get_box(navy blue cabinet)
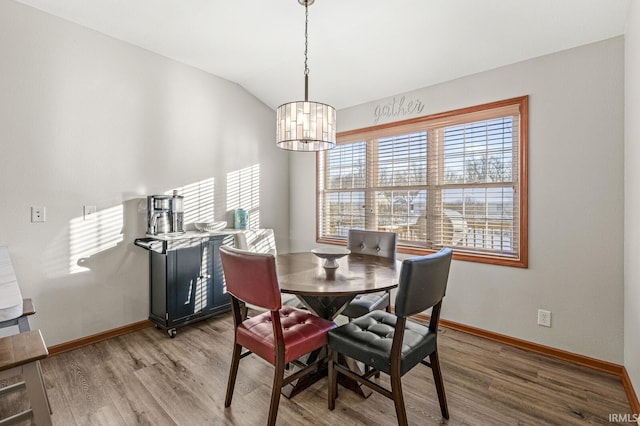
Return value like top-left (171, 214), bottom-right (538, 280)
top-left (136, 233), bottom-right (231, 337)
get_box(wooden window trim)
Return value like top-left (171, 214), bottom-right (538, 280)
top-left (316, 96), bottom-right (529, 268)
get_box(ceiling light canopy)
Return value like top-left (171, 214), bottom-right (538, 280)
top-left (276, 0), bottom-right (336, 152)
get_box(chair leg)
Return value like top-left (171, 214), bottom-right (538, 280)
top-left (390, 371), bottom-right (408, 426)
top-left (268, 359), bottom-right (286, 426)
top-left (328, 349), bottom-right (337, 410)
top-left (240, 304), bottom-right (249, 320)
top-left (429, 350), bottom-right (449, 419)
top-left (225, 343), bottom-right (242, 407)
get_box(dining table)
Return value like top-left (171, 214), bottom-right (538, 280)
top-left (274, 250), bottom-right (401, 398)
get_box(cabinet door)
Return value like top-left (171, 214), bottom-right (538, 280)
top-left (170, 244), bottom-right (203, 324)
top-left (205, 238), bottom-right (230, 310)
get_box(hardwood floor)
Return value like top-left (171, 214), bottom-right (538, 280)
top-left (1, 313), bottom-right (633, 425)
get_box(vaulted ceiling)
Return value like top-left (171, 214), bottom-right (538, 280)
top-left (15, 0), bottom-right (631, 110)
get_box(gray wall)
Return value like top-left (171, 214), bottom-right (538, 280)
top-left (0, 1), bottom-right (289, 345)
top-left (625, 0), bottom-right (640, 400)
top-left (1, 0), bottom-right (632, 380)
top-left (291, 37), bottom-right (625, 363)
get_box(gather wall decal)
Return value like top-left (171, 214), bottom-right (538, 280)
top-left (372, 95), bottom-right (425, 124)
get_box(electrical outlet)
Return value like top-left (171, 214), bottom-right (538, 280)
top-left (31, 206), bottom-right (46, 223)
top-left (84, 205), bottom-right (97, 221)
top-left (537, 309), bottom-right (551, 327)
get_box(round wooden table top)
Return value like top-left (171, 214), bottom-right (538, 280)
top-left (276, 251), bottom-right (401, 297)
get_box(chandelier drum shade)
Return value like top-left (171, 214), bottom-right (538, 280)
top-left (276, 0), bottom-right (336, 152)
top-left (276, 101), bottom-right (336, 151)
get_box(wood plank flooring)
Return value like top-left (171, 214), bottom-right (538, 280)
top-left (0, 313), bottom-right (633, 425)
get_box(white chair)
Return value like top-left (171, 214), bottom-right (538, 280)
top-left (233, 229), bottom-right (301, 314)
top-left (409, 209), bottom-right (468, 246)
top-left (234, 229), bottom-right (277, 255)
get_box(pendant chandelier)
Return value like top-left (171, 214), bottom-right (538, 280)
top-left (276, 0), bottom-right (336, 152)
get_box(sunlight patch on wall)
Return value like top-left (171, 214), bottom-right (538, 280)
top-left (69, 205), bottom-right (124, 274)
top-left (168, 178), bottom-right (215, 224)
top-left (227, 164), bottom-right (260, 228)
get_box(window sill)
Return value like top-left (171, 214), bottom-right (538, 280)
top-left (316, 238), bottom-right (527, 268)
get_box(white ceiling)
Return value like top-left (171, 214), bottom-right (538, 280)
top-left (14, 0), bottom-right (631, 110)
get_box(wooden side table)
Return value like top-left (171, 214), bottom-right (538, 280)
top-left (0, 330), bottom-right (51, 426)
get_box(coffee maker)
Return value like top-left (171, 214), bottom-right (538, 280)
top-left (147, 194), bottom-right (184, 235)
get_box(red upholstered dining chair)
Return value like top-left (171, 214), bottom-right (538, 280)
top-left (219, 246), bottom-right (336, 426)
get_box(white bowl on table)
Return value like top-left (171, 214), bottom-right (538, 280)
top-left (311, 247), bottom-right (351, 269)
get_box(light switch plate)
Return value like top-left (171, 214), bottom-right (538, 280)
top-left (84, 205), bottom-right (97, 221)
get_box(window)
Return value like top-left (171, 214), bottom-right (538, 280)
top-left (317, 96), bottom-right (528, 267)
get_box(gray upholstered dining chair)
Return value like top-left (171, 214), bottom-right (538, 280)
top-left (327, 248), bottom-right (453, 425)
top-left (341, 229), bottom-right (397, 320)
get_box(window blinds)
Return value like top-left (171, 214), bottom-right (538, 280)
top-left (317, 97), bottom-right (528, 267)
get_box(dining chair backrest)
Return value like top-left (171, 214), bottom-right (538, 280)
top-left (347, 230), bottom-right (397, 260)
top-left (234, 229), bottom-right (277, 255)
top-left (219, 246), bottom-right (281, 311)
top-left (394, 248), bottom-right (453, 318)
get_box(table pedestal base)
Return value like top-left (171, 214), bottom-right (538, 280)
top-left (281, 348), bottom-right (372, 399)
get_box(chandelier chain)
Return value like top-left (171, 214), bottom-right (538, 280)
top-left (275, 0), bottom-right (335, 151)
top-left (304, 3), bottom-right (309, 76)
